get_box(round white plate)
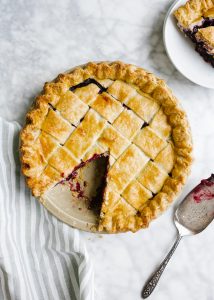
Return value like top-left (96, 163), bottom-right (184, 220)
top-left (163, 0), bottom-right (214, 89)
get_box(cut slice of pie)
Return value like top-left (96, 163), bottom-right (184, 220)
top-left (20, 61), bottom-right (193, 233)
top-left (195, 27), bottom-right (214, 64)
top-left (174, 0), bottom-right (214, 67)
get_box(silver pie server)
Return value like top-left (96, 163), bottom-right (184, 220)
top-left (142, 174), bottom-right (214, 298)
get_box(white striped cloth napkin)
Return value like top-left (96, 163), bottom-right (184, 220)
top-left (0, 118), bottom-right (94, 300)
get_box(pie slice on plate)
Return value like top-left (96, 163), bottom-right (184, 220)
top-left (20, 61), bottom-right (193, 233)
top-left (174, 0), bottom-right (214, 67)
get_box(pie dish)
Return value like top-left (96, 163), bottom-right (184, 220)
top-left (174, 0), bottom-right (214, 67)
top-left (20, 61), bottom-right (193, 233)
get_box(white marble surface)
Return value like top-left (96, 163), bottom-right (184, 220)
top-left (1, 0), bottom-right (214, 299)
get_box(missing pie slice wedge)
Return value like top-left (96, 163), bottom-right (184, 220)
top-left (20, 61), bottom-right (193, 233)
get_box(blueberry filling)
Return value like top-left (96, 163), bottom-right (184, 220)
top-left (69, 78), bottom-right (107, 93)
top-left (141, 122), bottom-right (149, 129)
top-left (195, 43), bottom-right (214, 67)
top-left (122, 103), bottom-right (131, 110)
top-left (184, 18), bottom-right (214, 42)
top-left (48, 103), bottom-right (56, 111)
top-left (88, 155), bottom-right (109, 212)
top-left (182, 18), bottom-right (214, 67)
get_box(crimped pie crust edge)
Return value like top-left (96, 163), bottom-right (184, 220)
top-left (20, 61), bottom-right (193, 233)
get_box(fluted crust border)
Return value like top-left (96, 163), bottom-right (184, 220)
top-left (20, 61), bottom-right (193, 233)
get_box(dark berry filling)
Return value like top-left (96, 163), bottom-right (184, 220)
top-left (195, 43), bottom-right (214, 67)
top-left (88, 155), bottom-right (109, 212)
top-left (141, 122), bottom-right (149, 129)
top-left (192, 174), bottom-right (214, 203)
top-left (122, 103), bottom-right (131, 110)
top-left (48, 103), bottom-right (56, 111)
top-left (69, 78), bottom-right (107, 93)
top-left (182, 18), bottom-right (214, 67)
top-left (184, 18), bottom-right (214, 40)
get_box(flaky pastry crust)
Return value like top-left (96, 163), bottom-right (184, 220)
top-left (174, 0), bottom-right (214, 28)
top-left (196, 26), bottom-right (214, 47)
top-left (20, 61), bottom-right (193, 233)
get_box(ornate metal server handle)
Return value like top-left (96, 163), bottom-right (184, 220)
top-left (142, 234), bottom-right (182, 298)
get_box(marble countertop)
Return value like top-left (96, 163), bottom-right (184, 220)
top-left (1, 0), bottom-right (214, 299)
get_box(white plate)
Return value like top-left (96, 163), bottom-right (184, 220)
top-left (163, 0), bottom-right (214, 89)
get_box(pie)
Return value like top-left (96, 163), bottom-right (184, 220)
top-left (20, 61), bottom-right (193, 233)
top-left (174, 0), bottom-right (214, 67)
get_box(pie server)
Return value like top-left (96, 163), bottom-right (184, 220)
top-left (142, 174), bottom-right (214, 298)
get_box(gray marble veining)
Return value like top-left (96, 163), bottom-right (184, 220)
top-left (1, 0), bottom-right (214, 299)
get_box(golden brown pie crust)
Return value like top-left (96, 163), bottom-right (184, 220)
top-left (174, 0), bottom-right (214, 28)
top-left (196, 26), bottom-right (214, 48)
top-left (20, 61), bottom-right (193, 233)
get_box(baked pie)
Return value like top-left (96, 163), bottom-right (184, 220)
top-left (20, 61), bottom-right (193, 233)
top-left (174, 0), bottom-right (214, 67)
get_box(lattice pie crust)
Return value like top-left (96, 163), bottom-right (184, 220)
top-left (20, 61), bottom-right (193, 233)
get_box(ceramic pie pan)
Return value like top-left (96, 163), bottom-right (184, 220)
top-left (41, 64), bottom-right (107, 233)
top-left (41, 157), bottom-right (104, 233)
top-left (163, 0), bottom-right (214, 89)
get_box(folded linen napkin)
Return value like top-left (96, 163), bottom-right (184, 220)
top-left (0, 118), bottom-right (94, 300)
